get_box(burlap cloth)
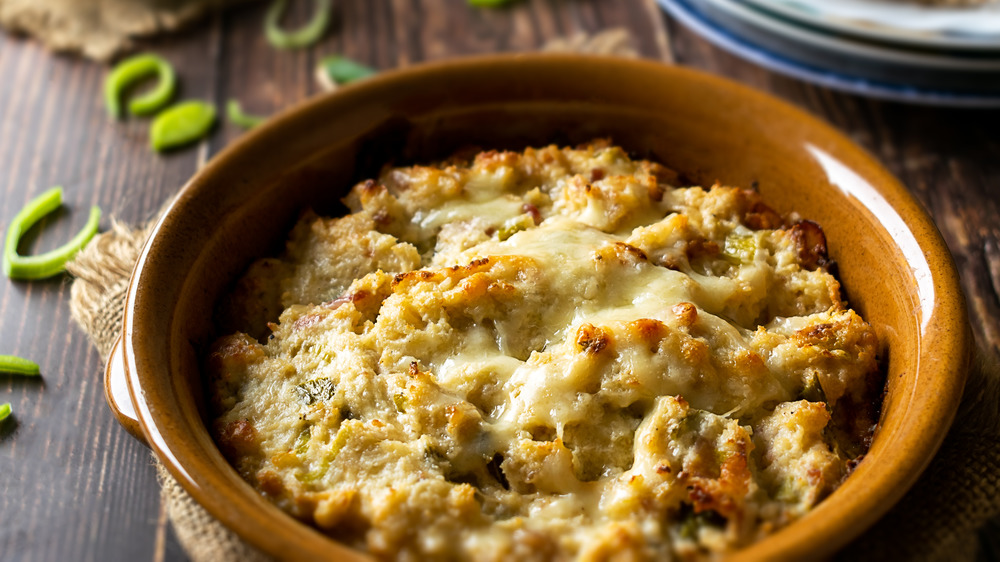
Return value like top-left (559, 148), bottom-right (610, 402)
top-left (0, 0), bottom-right (632, 63)
top-left (64, 28), bottom-right (1000, 560)
top-left (0, 0), bottom-right (253, 61)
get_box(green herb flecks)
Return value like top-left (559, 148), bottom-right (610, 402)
top-left (392, 393), bottom-right (408, 413)
top-left (800, 374), bottom-right (827, 403)
top-left (294, 427), bottom-right (311, 455)
top-left (150, 101), bottom-right (216, 152)
top-left (670, 409), bottom-right (708, 440)
top-left (315, 55), bottom-right (376, 91)
top-left (3, 187), bottom-right (101, 280)
top-left (295, 423), bottom-right (352, 482)
top-left (104, 53), bottom-right (177, 119)
top-left (226, 100), bottom-right (268, 130)
top-left (497, 214), bottom-right (535, 241)
top-left (722, 234), bottom-right (756, 264)
top-left (294, 377), bottom-right (336, 405)
top-left (295, 456), bottom-right (329, 482)
top-left (678, 505), bottom-right (727, 540)
top-left (265, 0), bottom-right (332, 50)
top-left (0, 355), bottom-right (40, 376)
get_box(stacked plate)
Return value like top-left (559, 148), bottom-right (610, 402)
top-left (658, 0), bottom-right (1000, 107)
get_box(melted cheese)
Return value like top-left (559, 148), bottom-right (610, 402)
top-left (208, 142), bottom-right (881, 561)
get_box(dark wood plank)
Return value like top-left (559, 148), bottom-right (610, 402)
top-left (0, 17), bottom-right (223, 562)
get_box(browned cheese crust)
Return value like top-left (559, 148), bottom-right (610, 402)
top-left (208, 142), bottom-right (882, 561)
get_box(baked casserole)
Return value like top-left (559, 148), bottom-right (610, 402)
top-left (207, 141), bottom-right (882, 561)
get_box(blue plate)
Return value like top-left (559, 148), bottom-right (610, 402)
top-left (658, 0), bottom-right (1000, 108)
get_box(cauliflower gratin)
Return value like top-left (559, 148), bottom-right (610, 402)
top-left (207, 141), bottom-right (882, 561)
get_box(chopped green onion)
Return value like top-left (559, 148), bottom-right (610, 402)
top-left (392, 393), bottom-right (408, 412)
top-left (226, 100), bottom-right (267, 130)
top-left (265, 0), bottom-right (332, 50)
top-left (0, 355), bottom-right (40, 376)
top-left (296, 424), bottom-right (351, 482)
top-left (294, 428), bottom-right (311, 454)
top-left (800, 374), bottom-right (827, 403)
top-left (3, 187), bottom-right (101, 280)
top-left (104, 53), bottom-right (177, 119)
top-left (722, 234), bottom-right (756, 264)
top-left (294, 377), bottom-right (335, 405)
top-left (295, 456), bottom-right (330, 482)
top-left (0, 403), bottom-right (10, 423)
top-left (468, 0), bottom-right (517, 7)
top-left (497, 214), bottom-right (534, 241)
top-left (315, 55), bottom-right (376, 91)
top-left (150, 101), bottom-right (217, 152)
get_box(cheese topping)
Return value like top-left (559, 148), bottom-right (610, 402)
top-left (208, 142), bottom-right (881, 561)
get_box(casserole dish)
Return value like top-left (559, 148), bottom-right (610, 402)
top-left (104, 54), bottom-right (970, 561)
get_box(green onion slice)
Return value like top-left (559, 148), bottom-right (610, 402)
top-left (265, 0), bottom-right (333, 50)
top-left (226, 100), bottom-right (268, 130)
top-left (0, 403), bottom-right (10, 423)
top-left (468, 0), bottom-right (516, 7)
top-left (3, 187), bottom-right (101, 280)
top-left (104, 53), bottom-right (177, 119)
top-left (0, 355), bottom-right (40, 376)
top-left (315, 55), bottom-right (376, 91)
top-left (150, 101), bottom-right (217, 152)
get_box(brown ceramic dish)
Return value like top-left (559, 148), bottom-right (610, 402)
top-left (105, 54), bottom-right (970, 561)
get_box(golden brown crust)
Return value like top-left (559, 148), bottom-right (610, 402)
top-left (208, 142), bottom-right (881, 561)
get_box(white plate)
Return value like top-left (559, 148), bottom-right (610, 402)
top-left (658, 0), bottom-right (1000, 106)
top-left (742, 0), bottom-right (1000, 51)
top-left (695, 0), bottom-right (1000, 92)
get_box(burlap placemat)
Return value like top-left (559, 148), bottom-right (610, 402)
top-left (69, 218), bottom-right (275, 562)
top-left (0, 0), bottom-right (254, 61)
top-left (64, 29), bottom-right (999, 561)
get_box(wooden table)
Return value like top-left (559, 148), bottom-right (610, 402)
top-left (0, 1), bottom-right (996, 560)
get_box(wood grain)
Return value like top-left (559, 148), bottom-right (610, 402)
top-left (0, 1), bottom-right (997, 561)
top-left (0, 24), bottom-right (215, 562)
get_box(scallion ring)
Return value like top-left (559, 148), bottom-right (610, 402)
top-left (150, 101), bottom-right (217, 152)
top-left (265, 0), bottom-right (333, 50)
top-left (227, 100), bottom-right (267, 130)
top-left (3, 187), bottom-right (101, 280)
top-left (0, 403), bottom-right (10, 423)
top-left (104, 54), bottom-right (177, 119)
top-left (315, 55), bottom-right (376, 91)
top-left (0, 355), bottom-right (40, 376)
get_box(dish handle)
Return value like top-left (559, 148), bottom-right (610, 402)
top-left (104, 335), bottom-right (150, 447)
